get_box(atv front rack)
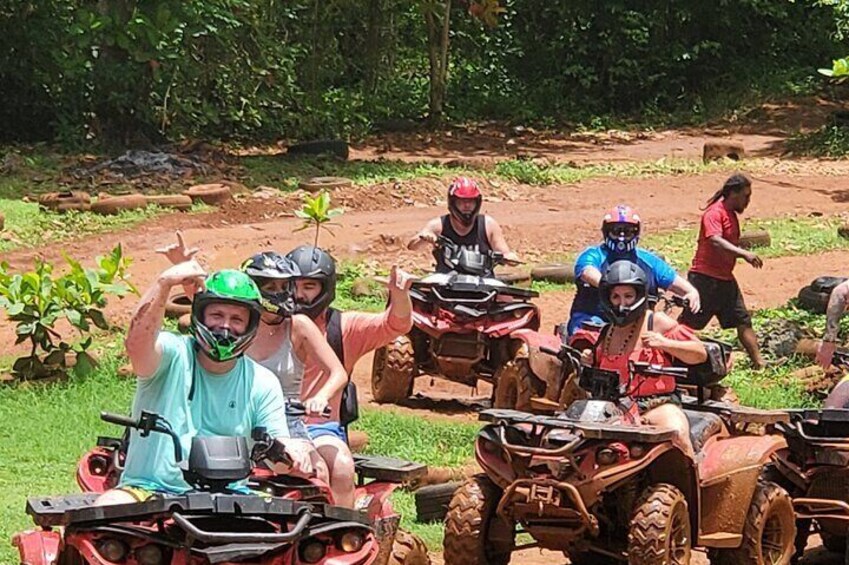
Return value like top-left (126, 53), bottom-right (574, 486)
top-left (479, 409), bottom-right (677, 443)
top-left (26, 492), bottom-right (369, 528)
top-left (353, 454), bottom-right (427, 485)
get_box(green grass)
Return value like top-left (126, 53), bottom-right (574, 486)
top-left (787, 124), bottom-right (849, 158)
top-left (643, 215), bottom-right (849, 271)
top-left (0, 201), bottom-right (208, 252)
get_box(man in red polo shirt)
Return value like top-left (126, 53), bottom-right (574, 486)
top-left (679, 173), bottom-right (766, 369)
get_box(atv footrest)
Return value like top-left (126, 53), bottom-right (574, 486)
top-left (353, 454), bottom-right (427, 484)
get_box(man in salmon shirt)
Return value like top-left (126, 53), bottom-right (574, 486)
top-left (285, 245), bottom-right (414, 508)
top-left (678, 173), bottom-right (766, 368)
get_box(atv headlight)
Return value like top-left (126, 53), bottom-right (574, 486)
top-left (339, 530), bottom-right (365, 553)
top-left (98, 538), bottom-right (129, 562)
top-left (299, 538), bottom-right (327, 563)
top-left (136, 544), bottom-right (164, 565)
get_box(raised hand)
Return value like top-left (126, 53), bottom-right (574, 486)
top-left (156, 231), bottom-right (200, 266)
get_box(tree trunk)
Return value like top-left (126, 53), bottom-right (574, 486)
top-left (424, 0), bottom-right (452, 124)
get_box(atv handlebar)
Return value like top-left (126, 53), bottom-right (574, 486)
top-left (101, 411), bottom-right (183, 463)
top-left (287, 400), bottom-right (332, 419)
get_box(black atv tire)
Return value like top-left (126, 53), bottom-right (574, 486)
top-left (287, 139), bottom-right (349, 159)
top-left (798, 285), bottom-right (830, 314)
top-left (738, 230), bottom-right (771, 250)
top-left (492, 357), bottom-right (536, 411)
top-left (371, 335), bottom-right (416, 404)
top-left (415, 481), bottom-right (463, 523)
top-left (444, 475), bottom-right (513, 565)
top-left (387, 530), bottom-right (431, 565)
top-left (709, 481), bottom-right (795, 565)
top-left (627, 483), bottom-right (691, 565)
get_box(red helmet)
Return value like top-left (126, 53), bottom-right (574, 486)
top-left (601, 204), bottom-right (641, 253)
top-left (447, 177), bottom-right (483, 227)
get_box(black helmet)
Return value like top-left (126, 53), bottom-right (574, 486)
top-left (241, 251), bottom-right (299, 318)
top-left (191, 270), bottom-right (263, 362)
top-left (285, 245), bottom-right (337, 319)
top-left (599, 260), bottom-right (648, 327)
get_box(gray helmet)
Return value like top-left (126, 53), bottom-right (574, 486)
top-left (599, 260), bottom-right (648, 326)
top-left (285, 245), bottom-right (337, 319)
top-left (241, 251), bottom-right (299, 317)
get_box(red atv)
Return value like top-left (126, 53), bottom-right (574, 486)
top-left (371, 236), bottom-right (545, 405)
top-left (15, 407), bottom-right (430, 565)
top-left (443, 346), bottom-right (797, 565)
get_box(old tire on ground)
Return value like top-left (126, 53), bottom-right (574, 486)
top-left (738, 230), bottom-right (771, 250)
top-left (627, 483), bottom-right (691, 565)
top-left (387, 530), bottom-right (430, 565)
top-left (531, 263), bottom-right (574, 284)
top-left (415, 481), bottom-right (463, 523)
top-left (838, 224), bottom-right (849, 239)
top-left (184, 183), bottom-right (232, 205)
top-left (444, 475), bottom-right (513, 565)
top-left (299, 176), bottom-right (353, 193)
top-left (90, 194), bottom-right (148, 215)
top-left (146, 194), bottom-right (194, 211)
top-left (371, 335), bottom-right (416, 404)
top-left (703, 140), bottom-right (746, 162)
top-left (165, 293), bottom-right (193, 319)
top-left (348, 429), bottom-right (369, 453)
top-left (492, 357), bottom-right (536, 411)
top-left (38, 191), bottom-right (91, 212)
top-left (709, 481), bottom-right (795, 565)
top-left (287, 139), bottom-right (349, 160)
top-left (797, 285), bottom-right (830, 314)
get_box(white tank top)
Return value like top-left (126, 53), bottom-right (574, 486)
top-left (255, 320), bottom-right (304, 400)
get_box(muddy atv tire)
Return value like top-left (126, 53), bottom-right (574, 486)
top-left (415, 481), bottom-right (462, 523)
top-left (709, 481), bottom-right (795, 565)
top-left (371, 336), bottom-right (415, 404)
top-left (387, 530), bottom-right (430, 565)
top-left (627, 483), bottom-right (691, 565)
top-left (444, 475), bottom-right (513, 565)
top-left (797, 285), bottom-right (830, 314)
top-left (493, 357), bottom-right (536, 411)
top-left (738, 230), bottom-right (771, 250)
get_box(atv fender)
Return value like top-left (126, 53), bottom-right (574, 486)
top-left (12, 530), bottom-right (61, 565)
top-left (358, 482), bottom-right (401, 561)
top-left (697, 434), bottom-right (788, 545)
top-left (509, 329), bottom-right (563, 392)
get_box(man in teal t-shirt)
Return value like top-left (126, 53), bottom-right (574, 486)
top-left (97, 261), bottom-right (314, 504)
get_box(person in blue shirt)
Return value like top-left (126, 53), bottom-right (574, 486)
top-left (96, 260), bottom-right (314, 505)
top-left (566, 205), bottom-right (701, 336)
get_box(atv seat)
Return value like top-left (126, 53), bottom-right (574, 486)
top-left (684, 410), bottom-right (724, 453)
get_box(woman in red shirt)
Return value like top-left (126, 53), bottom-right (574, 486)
top-left (581, 261), bottom-right (708, 457)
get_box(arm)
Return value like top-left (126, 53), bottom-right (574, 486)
top-left (407, 218), bottom-right (443, 251)
top-left (385, 266), bottom-right (414, 333)
top-left (486, 217), bottom-right (520, 262)
top-left (292, 314), bottom-right (348, 414)
top-left (575, 247), bottom-right (603, 287)
top-left (667, 275), bottom-right (701, 313)
top-left (125, 260), bottom-right (206, 378)
top-left (708, 235), bottom-right (760, 264)
top-left (818, 281), bottom-right (849, 367)
top-left (643, 312), bottom-right (707, 365)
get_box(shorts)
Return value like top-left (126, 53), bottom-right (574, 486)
top-left (287, 412), bottom-right (310, 440)
top-left (635, 391), bottom-right (681, 414)
top-left (678, 271), bottom-right (751, 330)
top-left (307, 422), bottom-right (348, 443)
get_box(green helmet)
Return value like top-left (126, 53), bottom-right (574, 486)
top-left (191, 270), bottom-right (263, 362)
